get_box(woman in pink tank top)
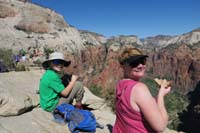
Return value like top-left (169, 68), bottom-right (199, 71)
top-left (113, 48), bottom-right (171, 133)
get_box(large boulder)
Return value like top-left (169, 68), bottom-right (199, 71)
top-left (0, 70), bottom-right (41, 116)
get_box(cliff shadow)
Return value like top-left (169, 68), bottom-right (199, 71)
top-left (178, 81), bottom-right (200, 133)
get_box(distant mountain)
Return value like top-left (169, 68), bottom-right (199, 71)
top-left (141, 28), bottom-right (200, 49)
top-left (79, 30), bottom-right (106, 45)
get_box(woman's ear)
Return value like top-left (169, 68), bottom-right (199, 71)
top-left (122, 64), bottom-right (132, 77)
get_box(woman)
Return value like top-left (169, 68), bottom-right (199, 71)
top-left (39, 52), bottom-right (84, 112)
top-left (113, 48), bottom-right (171, 133)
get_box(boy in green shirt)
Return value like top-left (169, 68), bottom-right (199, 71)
top-left (39, 52), bottom-right (85, 112)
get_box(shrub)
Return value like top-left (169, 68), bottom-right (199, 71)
top-left (43, 47), bottom-right (54, 58)
top-left (33, 59), bottom-right (42, 66)
top-left (104, 87), bottom-right (115, 112)
top-left (90, 85), bottom-right (103, 98)
top-left (15, 63), bottom-right (27, 71)
top-left (0, 48), bottom-right (14, 70)
top-left (165, 90), bottom-right (188, 130)
top-left (141, 77), bottom-right (159, 96)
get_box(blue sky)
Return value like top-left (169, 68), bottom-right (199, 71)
top-left (32, 0), bottom-right (200, 38)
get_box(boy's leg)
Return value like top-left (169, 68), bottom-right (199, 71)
top-left (58, 81), bottom-right (85, 105)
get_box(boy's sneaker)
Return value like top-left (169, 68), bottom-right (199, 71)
top-left (75, 103), bottom-right (83, 109)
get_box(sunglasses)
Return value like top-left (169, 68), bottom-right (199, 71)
top-left (52, 60), bottom-right (65, 65)
top-left (129, 58), bottom-right (146, 68)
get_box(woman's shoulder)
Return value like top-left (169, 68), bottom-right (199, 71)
top-left (134, 82), bottom-right (147, 88)
top-left (118, 79), bottom-right (138, 85)
top-left (132, 82), bottom-right (150, 95)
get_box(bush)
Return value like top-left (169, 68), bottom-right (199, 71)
top-left (33, 59), bottom-right (42, 66)
top-left (165, 90), bottom-right (188, 130)
top-left (90, 86), bottom-right (103, 98)
top-left (104, 88), bottom-right (115, 112)
top-left (0, 48), bottom-right (14, 70)
top-left (15, 63), bottom-right (27, 71)
top-left (141, 77), bottom-right (159, 96)
top-left (43, 47), bottom-right (54, 58)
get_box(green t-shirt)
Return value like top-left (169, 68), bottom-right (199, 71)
top-left (39, 69), bottom-right (65, 112)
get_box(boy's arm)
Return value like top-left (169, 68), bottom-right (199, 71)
top-left (60, 75), bottom-right (78, 97)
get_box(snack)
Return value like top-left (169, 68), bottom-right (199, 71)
top-left (154, 78), bottom-right (172, 88)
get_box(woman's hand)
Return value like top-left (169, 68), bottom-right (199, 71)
top-left (159, 86), bottom-right (171, 97)
top-left (154, 78), bottom-right (171, 97)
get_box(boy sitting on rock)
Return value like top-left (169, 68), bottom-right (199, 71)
top-left (39, 52), bottom-right (85, 112)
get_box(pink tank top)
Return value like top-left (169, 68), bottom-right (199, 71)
top-left (113, 79), bottom-right (157, 133)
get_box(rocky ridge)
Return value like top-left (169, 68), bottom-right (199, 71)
top-left (142, 28), bottom-right (200, 50)
top-left (0, 0), bottom-right (84, 53)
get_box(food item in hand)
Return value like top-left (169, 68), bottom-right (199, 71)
top-left (154, 78), bottom-right (172, 88)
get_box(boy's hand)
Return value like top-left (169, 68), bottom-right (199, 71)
top-left (71, 75), bottom-right (78, 82)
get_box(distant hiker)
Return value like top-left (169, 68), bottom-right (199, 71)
top-left (19, 49), bottom-right (26, 56)
top-left (39, 52), bottom-right (85, 112)
top-left (113, 48), bottom-right (171, 133)
top-left (14, 55), bottom-right (20, 65)
top-left (21, 54), bottom-right (26, 62)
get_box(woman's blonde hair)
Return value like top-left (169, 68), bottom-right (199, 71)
top-left (119, 47), bottom-right (146, 65)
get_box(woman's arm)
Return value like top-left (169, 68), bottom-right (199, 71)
top-left (131, 82), bottom-right (170, 132)
top-left (60, 75), bottom-right (78, 97)
top-left (156, 83), bottom-right (171, 126)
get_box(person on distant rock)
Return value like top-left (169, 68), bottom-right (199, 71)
top-left (39, 52), bottom-right (85, 112)
top-left (113, 47), bottom-right (171, 133)
top-left (13, 54), bottom-right (20, 66)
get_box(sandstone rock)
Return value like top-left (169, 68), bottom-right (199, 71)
top-left (0, 4), bottom-right (17, 18)
top-left (15, 20), bottom-right (49, 33)
top-left (0, 70), bottom-right (42, 116)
